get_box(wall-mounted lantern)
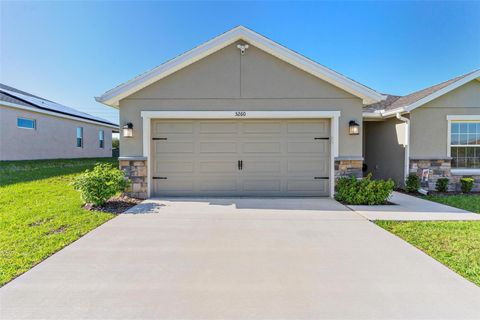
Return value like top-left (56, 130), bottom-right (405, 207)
top-left (349, 120), bottom-right (360, 135)
top-left (123, 122), bottom-right (133, 138)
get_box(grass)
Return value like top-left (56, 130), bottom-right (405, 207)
top-left (377, 220), bottom-right (480, 286)
top-left (379, 193), bottom-right (480, 286)
top-left (422, 194), bottom-right (480, 214)
top-left (0, 158), bottom-right (117, 286)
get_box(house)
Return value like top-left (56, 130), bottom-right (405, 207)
top-left (364, 70), bottom-right (480, 191)
top-left (96, 26), bottom-right (479, 198)
top-left (0, 84), bottom-right (118, 161)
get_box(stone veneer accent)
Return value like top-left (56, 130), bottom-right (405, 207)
top-left (334, 160), bottom-right (363, 180)
top-left (120, 159), bottom-right (148, 199)
top-left (409, 159), bottom-right (480, 192)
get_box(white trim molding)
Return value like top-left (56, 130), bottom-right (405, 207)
top-left (447, 114), bottom-right (480, 168)
top-left (96, 26), bottom-right (385, 107)
top-left (140, 110), bottom-right (341, 198)
top-left (447, 115), bottom-right (480, 121)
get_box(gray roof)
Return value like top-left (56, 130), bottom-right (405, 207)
top-left (365, 70), bottom-right (479, 113)
top-left (0, 83), bottom-right (118, 127)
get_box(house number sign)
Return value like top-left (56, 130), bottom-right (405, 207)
top-left (234, 111), bottom-right (247, 117)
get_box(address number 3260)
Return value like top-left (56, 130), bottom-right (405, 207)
top-left (234, 112), bottom-right (247, 117)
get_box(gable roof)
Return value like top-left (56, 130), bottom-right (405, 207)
top-left (365, 69), bottom-right (480, 117)
top-left (0, 83), bottom-right (118, 128)
top-left (96, 26), bottom-right (385, 107)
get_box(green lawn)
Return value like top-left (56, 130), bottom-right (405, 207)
top-left (377, 221), bottom-right (480, 286)
top-left (378, 195), bottom-right (480, 286)
top-left (0, 158), bottom-right (117, 286)
top-left (422, 194), bottom-right (480, 214)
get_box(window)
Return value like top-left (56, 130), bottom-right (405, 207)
top-left (17, 117), bottom-right (36, 129)
top-left (99, 130), bottom-right (104, 148)
top-left (450, 121), bottom-right (480, 168)
top-left (76, 127), bottom-right (83, 147)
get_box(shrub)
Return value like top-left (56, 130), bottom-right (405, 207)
top-left (460, 178), bottom-right (474, 194)
top-left (405, 174), bottom-right (420, 193)
top-left (435, 178), bottom-right (449, 193)
top-left (72, 163), bottom-right (128, 206)
top-left (335, 173), bottom-right (395, 205)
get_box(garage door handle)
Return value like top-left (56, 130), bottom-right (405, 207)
top-left (153, 177), bottom-right (167, 180)
top-left (314, 137), bottom-right (329, 140)
top-left (314, 177), bottom-right (329, 180)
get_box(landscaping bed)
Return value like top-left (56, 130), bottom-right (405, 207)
top-left (0, 158), bottom-right (126, 286)
top-left (83, 195), bottom-right (142, 214)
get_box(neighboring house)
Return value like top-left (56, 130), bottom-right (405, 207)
top-left (0, 84), bottom-right (118, 161)
top-left (96, 26), bottom-right (479, 198)
top-left (364, 70), bottom-right (480, 191)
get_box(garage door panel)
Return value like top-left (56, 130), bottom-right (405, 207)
top-left (199, 121), bottom-right (237, 133)
top-left (243, 160), bottom-right (281, 173)
top-left (287, 179), bottom-right (329, 193)
top-left (287, 142), bottom-right (327, 154)
top-left (199, 160), bottom-right (237, 173)
top-left (152, 119), bottom-right (331, 197)
top-left (287, 121), bottom-right (329, 135)
top-left (154, 179), bottom-right (194, 192)
top-left (242, 122), bottom-right (281, 133)
top-left (287, 159), bottom-right (329, 175)
top-left (242, 179), bottom-right (281, 192)
top-left (155, 142), bottom-right (194, 153)
top-left (199, 142), bottom-right (237, 153)
top-left (154, 122), bottom-right (194, 134)
top-left (242, 142), bottom-right (281, 153)
top-left (198, 179), bottom-right (237, 192)
top-left (154, 161), bottom-right (194, 174)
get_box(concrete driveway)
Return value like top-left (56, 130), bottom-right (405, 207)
top-left (1, 198), bottom-right (479, 319)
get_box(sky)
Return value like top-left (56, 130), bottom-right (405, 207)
top-left (1, 1), bottom-right (479, 124)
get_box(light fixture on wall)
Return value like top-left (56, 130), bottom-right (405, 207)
top-left (349, 120), bottom-right (360, 135)
top-left (123, 122), bottom-right (133, 137)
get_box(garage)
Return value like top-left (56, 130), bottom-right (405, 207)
top-left (151, 118), bottom-right (330, 197)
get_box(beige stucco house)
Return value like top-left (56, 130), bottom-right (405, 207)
top-left (96, 26), bottom-right (479, 198)
top-left (0, 84), bottom-right (118, 161)
top-left (364, 70), bottom-right (480, 191)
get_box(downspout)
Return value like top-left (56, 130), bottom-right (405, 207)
top-left (396, 113), bottom-right (410, 182)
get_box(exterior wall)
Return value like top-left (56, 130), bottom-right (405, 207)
top-left (0, 105), bottom-right (114, 161)
top-left (408, 80), bottom-right (480, 192)
top-left (410, 80), bottom-right (480, 159)
top-left (118, 42), bottom-right (364, 160)
top-left (364, 117), bottom-right (406, 187)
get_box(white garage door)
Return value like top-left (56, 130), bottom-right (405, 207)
top-left (151, 119), bottom-right (330, 197)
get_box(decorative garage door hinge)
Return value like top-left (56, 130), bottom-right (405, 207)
top-left (314, 137), bottom-right (329, 140)
top-left (152, 177), bottom-right (168, 180)
top-left (152, 137), bottom-right (167, 140)
top-left (314, 177), bottom-right (329, 180)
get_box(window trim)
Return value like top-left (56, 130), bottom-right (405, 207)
top-left (99, 130), bottom-right (105, 149)
top-left (447, 115), bottom-right (480, 173)
top-left (76, 127), bottom-right (83, 148)
top-left (17, 117), bottom-right (36, 130)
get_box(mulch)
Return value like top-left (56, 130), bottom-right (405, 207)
top-left (83, 195), bottom-right (142, 214)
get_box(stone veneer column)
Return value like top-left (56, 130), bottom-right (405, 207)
top-left (334, 159), bottom-right (363, 180)
top-left (119, 159), bottom-right (148, 199)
